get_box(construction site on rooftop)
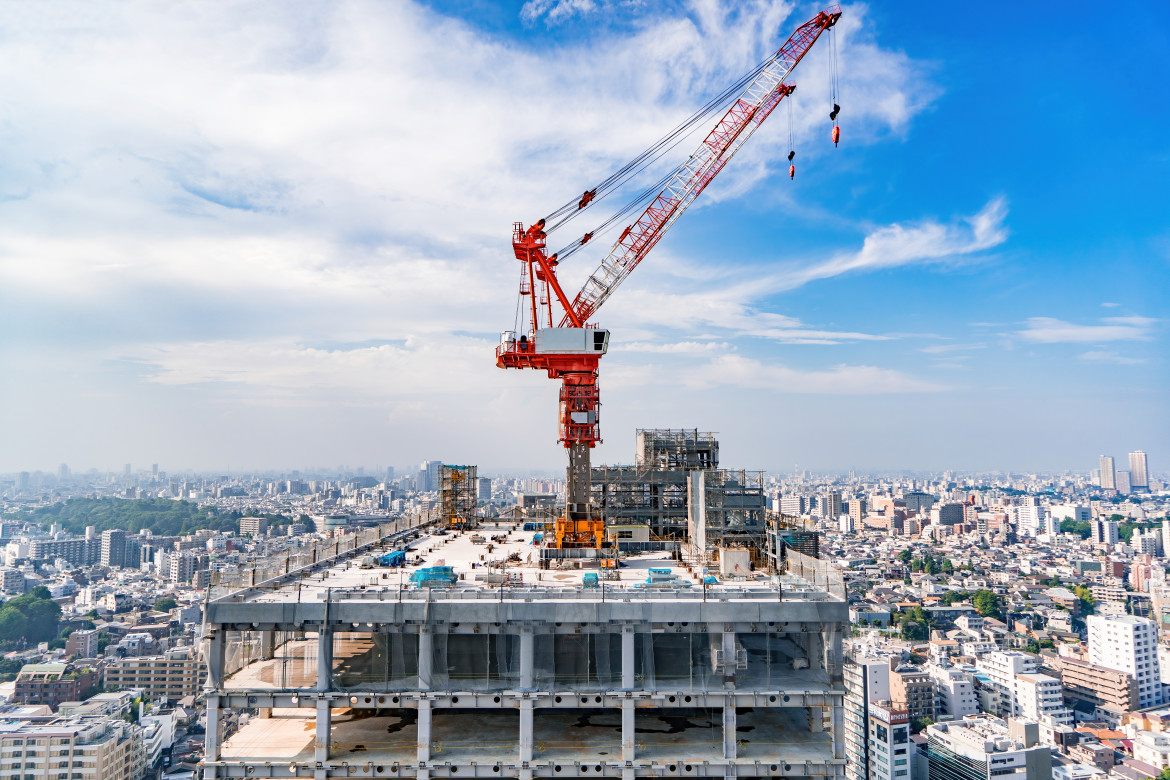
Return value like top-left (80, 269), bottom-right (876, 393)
top-left (201, 428), bottom-right (848, 780)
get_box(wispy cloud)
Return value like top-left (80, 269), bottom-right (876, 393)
top-left (1079, 350), bottom-right (1146, 365)
top-left (1016, 316), bottom-right (1156, 344)
top-left (764, 197), bottom-right (1008, 292)
top-left (919, 342), bottom-right (986, 354)
top-left (682, 355), bottom-right (947, 394)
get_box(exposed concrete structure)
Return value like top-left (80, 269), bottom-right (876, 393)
top-left (202, 520), bottom-right (848, 780)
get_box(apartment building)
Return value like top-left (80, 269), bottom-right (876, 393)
top-left (13, 664), bottom-right (98, 711)
top-left (976, 651), bottom-right (1037, 719)
top-left (926, 717), bottom-right (1052, 780)
top-left (0, 715), bottom-right (146, 780)
top-left (846, 650), bottom-right (895, 780)
top-left (1015, 674), bottom-right (1072, 726)
top-left (890, 662), bottom-right (935, 722)
top-left (101, 647), bottom-right (206, 701)
top-left (1054, 656), bottom-right (1138, 717)
top-left (868, 701), bottom-right (912, 780)
top-left (1088, 614), bottom-right (1163, 708)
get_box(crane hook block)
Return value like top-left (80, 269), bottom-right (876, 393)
top-left (831, 125), bottom-right (840, 146)
top-left (580, 232), bottom-right (594, 246)
top-left (789, 164), bottom-right (795, 180)
top-left (830, 103), bottom-right (840, 121)
top-left (787, 150), bottom-right (795, 162)
top-left (577, 189), bottom-right (597, 210)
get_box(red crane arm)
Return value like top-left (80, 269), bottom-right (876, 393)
top-left (560, 5), bottom-right (841, 327)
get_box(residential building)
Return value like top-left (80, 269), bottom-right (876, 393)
top-left (1055, 656), bottom-right (1138, 716)
top-left (976, 651), bottom-right (1037, 719)
top-left (1131, 451), bottom-right (1150, 492)
top-left (1099, 456), bottom-right (1116, 491)
top-left (846, 650), bottom-right (894, 780)
top-left (1014, 674), bottom-right (1072, 726)
top-left (928, 663), bottom-right (978, 719)
top-left (1090, 520), bottom-right (1118, 546)
top-left (891, 662), bottom-right (935, 722)
top-left (1134, 730), bottom-right (1170, 770)
top-left (926, 717), bottom-right (1052, 780)
top-left (65, 628), bottom-right (102, 659)
top-left (0, 715), bottom-right (145, 780)
top-left (13, 663), bottom-right (98, 711)
top-left (239, 516), bottom-right (268, 536)
top-left (102, 647), bottom-right (207, 701)
top-left (869, 701), bottom-right (912, 780)
top-left (1088, 614), bottom-right (1163, 708)
top-left (100, 529), bottom-right (126, 568)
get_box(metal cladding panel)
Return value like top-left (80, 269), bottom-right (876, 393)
top-left (535, 328), bottom-right (589, 353)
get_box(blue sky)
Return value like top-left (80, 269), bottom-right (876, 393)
top-left (1, 1), bottom-right (1167, 475)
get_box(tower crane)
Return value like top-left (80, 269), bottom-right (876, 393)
top-left (496, 6), bottom-right (842, 548)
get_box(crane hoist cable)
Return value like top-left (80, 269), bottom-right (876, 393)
top-left (787, 89), bottom-right (796, 179)
top-left (829, 25), bottom-right (841, 146)
top-left (540, 55), bottom-right (777, 238)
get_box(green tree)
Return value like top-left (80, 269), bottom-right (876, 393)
top-left (941, 559), bottom-right (954, 575)
top-left (897, 550), bottom-right (913, 564)
top-left (0, 610), bottom-right (28, 644)
top-left (1072, 585), bottom-right (1096, 615)
top-left (154, 597), bottom-right (178, 612)
top-left (973, 590), bottom-right (1002, 619)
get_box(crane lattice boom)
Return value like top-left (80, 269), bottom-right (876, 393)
top-left (564, 7), bottom-right (841, 326)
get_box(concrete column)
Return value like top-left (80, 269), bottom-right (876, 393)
top-left (205, 629), bottom-right (225, 690)
top-left (832, 702), bottom-right (845, 760)
top-left (621, 628), bottom-right (635, 690)
top-left (204, 695), bottom-right (221, 761)
top-left (520, 628), bottom-right (534, 691)
top-left (827, 629), bottom-right (843, 685)
top-left (722, 703), bottom-right (737, 760)
top-left (260, 629), bottom-right (276, 659)
top-left (621, 699), bottom-right (635, 761)
top-left (417, 699), bottom-right (432, 764)
top-left (316, 629), bottom-right (333, 692)
top-left (722, 628), bottom-right (738, 687)
top-left (519, 698), bottom-right (534, 762)
top-left (315, 699), bottom-right (331, 761)
top-left (418, 630), bottom-right (433, 690)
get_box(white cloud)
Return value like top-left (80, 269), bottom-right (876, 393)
top-left (764, 197), bottom-right (1008, 292)
top-left (1017, 316), bottom-right (1156, 344)
top-left (682, 354), bottom-right (946, 393)
top-left (1079, 350), bottom-right (1146, 365)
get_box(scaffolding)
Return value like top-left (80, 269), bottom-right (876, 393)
top-left (635, 428), bottom-right (719, 470)
top-left (682, 469), bottom-right (769, 569)
top-left (439, 464), bottom-right (478, 529)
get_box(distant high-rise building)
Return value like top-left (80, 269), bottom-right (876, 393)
top-left (17, 472), bottom-right (29, 491)
top-left (151, 463), bottom-right (158, 479)
top-left (477, 477), bottom-right (492, 500)
top-left (1116, 470), bottom-right (1132, 494)
top-left (820, 491), bottom-right (842, 518)
top-left (100, 529), bottom-right (126, 568)
top-left (1130, 451), bottom-right (1149, 491)
top-left (58, 464), bottom-right (70, 481)
top-left (386, 466), bottom-right (395, 480)
top-left (123, 463), bottom-right (132, 477)
top-left (1089, 614), bottom-right (1163, 708)
top-left (419, 460), bottom-right (442, 492)
top-left (1099, 456), bottom-right (1116, 490)
top-left (1091, 519), bottom-right (1119, 545)
top-left (848, 498), bottom-right (867, 524)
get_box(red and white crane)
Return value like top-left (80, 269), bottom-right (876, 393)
top-left (496, 6), bottom-right (842, 547)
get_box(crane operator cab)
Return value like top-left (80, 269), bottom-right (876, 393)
top-left (530, 327), bottom-right (609, 356)
top-left (499, 328), bottom-right (609, 357)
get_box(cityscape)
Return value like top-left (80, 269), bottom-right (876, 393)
top-left (0, 5), bottom-right (1166, 780)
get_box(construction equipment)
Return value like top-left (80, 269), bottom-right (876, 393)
top-left (496, 7), bottom-right (842, 547)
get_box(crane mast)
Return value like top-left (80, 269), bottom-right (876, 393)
top-left (496, 6), bottom-right (842, 548)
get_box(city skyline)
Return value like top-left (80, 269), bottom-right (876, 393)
top-left (1, 2), bottom-right (1167, 473)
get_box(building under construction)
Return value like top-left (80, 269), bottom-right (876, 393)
top-left (202, 513), bottom-right (848, 780)
top-left (591, 430), bottom-right (768, 567)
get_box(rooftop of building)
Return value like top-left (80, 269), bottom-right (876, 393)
top-left (216, 521), bottom-right (841, 606)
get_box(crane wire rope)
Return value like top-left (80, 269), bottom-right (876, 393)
top-left (540, 55), bottom-right (777, 237)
